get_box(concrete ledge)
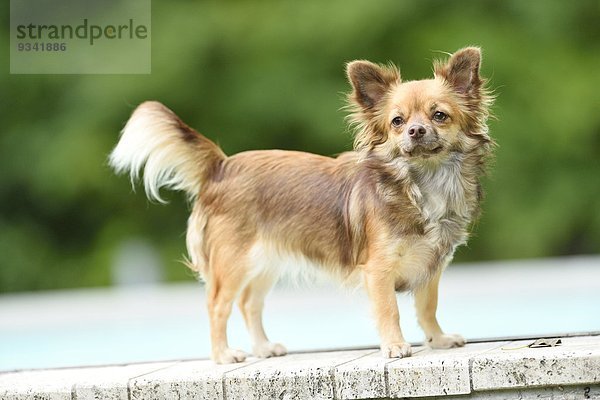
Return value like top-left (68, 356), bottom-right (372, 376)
top-left (1, 334), bottom-right (598, 400)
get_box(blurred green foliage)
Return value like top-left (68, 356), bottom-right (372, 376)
top-left (1, 0), bottom-right (599, 292)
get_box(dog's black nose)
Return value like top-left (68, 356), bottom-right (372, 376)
top-left (408, 124), bottom-right (426, 139)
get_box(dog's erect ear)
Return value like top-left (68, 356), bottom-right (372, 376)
top-left (435, 47), bottom-right (482, 96)
top-left (347, 61), bottom-right (400, 110)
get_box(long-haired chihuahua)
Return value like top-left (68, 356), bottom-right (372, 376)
top-left (109, 47), bottom-right (494, 364)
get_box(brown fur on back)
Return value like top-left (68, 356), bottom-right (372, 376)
top-left (193, 150), bottom-right (428, 280)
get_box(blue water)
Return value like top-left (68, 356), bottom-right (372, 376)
top-left (1, 256), bottom-right (599, 371)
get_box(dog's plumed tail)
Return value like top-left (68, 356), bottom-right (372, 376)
top-left (109, 101), bottom-right (225, 203)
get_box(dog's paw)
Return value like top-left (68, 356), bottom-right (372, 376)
top-left (381, 341), bottom-right (412, 358)
top-left (212, 348), bottom-right (248, 364)
top-left (253, 342), bottom-right (287, 358)
top-left (428, 333), bottom-right (466, 349)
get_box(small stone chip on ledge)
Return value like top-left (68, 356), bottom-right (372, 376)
top-left (0, 333), bottom-right (599, 400)
top-left (529, 338), bottom-right (562, 348)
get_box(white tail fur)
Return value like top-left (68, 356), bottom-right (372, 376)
top-left (109, 101), bottom-right (225, 202)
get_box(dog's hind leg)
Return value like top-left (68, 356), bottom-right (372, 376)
top-left (206, 248), bottom-right (250, 364)
top-left (238, 272), bottom-right (287, 358)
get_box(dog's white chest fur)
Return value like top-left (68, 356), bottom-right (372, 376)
top-left (408, 155), bottom-right (475, 258)
top-left (420, 180), bottom-right (451, 222)
top-left (412, 155), bottom-right (470, 223)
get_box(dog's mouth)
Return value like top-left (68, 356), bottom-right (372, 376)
top-left (405, 144), bottom-right (444, 158)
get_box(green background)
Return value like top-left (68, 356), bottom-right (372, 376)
top-left (1, 0), bottom-right (599, 292)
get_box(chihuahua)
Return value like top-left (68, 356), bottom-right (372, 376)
top-left (109, 47), bottom-right (494, 364)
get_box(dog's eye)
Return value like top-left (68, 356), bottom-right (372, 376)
top-left (432, 111), bottom-right (448, 123)
top-left (391, 116), bottom-right (404, 127)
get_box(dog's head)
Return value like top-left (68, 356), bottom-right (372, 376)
top-left (347, 47), bottom-right (493, 163)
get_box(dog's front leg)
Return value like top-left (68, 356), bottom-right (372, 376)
top-left (414, 271), bottom-right (465, 349)
top-left (364, 268), bottom-right (412, 358)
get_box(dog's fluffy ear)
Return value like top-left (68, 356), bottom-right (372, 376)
top-left (436, 47), bottom-right (493, 141)
top-left (347, 60), bottom-right (400, 110)
top-left (435, 47), bottom-right (482, 96)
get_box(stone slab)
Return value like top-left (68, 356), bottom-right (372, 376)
top-left (334, 347), bottom-right (427, 399)
top-left (387, 341), bottom-right (508, 398)
top-left (129, 358), bottom-right (256, 400)
top-left (0, 369), bottom-right (74, 400)
top-left (471, 335), bottom-right (600, 391)
top-left (223, 350), bottom-right (371, 400)
top-left (1, 335), bottom-right (599, 400)
top-left (419, 384), bottom-right (600, 399)
top-left (0, 362), bottom-right (172, 400)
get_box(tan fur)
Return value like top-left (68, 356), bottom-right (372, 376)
top-left (109, 47), bottom-right (494, 364)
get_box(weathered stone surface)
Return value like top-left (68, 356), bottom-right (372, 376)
top-left (0, 362), bottom-right (172, 400)
top-left (1, 335), bottom-right (599, 400)
top-left (224, 350), bottom-right (370, 400)
top-left (471, 336), bottom-right (600, 391)
top-left (419, 384), bottom-right (600, 399)
top-left (387, 341), bottom-right (508, 398)
top-left (334, 347), bottom-right (426, 399)
top-left (0, 368), bottom-right (74, 400)
top-left (129, 359), bottom-right (252, 400)
top-left (75, 362), bottom-right (175, 400)
top-left (333, 350), bottom-right (386, 400)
